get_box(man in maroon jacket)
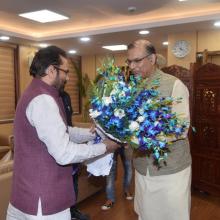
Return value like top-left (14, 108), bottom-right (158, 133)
top-left (7, 46), bottom-right (119, 220)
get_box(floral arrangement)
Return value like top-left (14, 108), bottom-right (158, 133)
top-left (89, 59), bottom-right (189, 167)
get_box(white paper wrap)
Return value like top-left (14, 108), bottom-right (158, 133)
top-left (85, 121), bottom-right (126, 176)
top-left (85, 152), bottom-right (114, 176)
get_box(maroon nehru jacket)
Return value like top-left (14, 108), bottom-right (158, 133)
top-left (11, 78), bottom-right (75, 215)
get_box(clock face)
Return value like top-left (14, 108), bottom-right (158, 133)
top-left (172, 40), bottom-right (190, 58)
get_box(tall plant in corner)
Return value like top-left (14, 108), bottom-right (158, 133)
top-left (72, 60), bottom-right (91, 122)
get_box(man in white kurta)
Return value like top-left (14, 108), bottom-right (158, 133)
top-left (126, 39), bottom-right (191, 220)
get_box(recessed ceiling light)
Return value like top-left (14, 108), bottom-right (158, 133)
top-left (178, 0), bottom-right (188, 2)
top-left (39, 43), bottom-right (48, 48)
top-left (214, 21), bottom-right (220, 27)
top-left (128, 6), bottom-right (136, 13)
top-left (68, 50), bottom-right (77, 54)
top-left (102, 45), bottom-right (127, 51)
top-left (19, 9), bottom-right (69, 23)
top-left (139, 30), bottom-right (150, 35)
top-left (0, 36), bottom-right (10, 41)
top-left (80, 37), bottom-right (90, 42)
top-left (162, 41), bottom-right (169, 45)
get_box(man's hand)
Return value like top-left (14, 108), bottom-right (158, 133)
top-left (103, 139), bottom-right (120, 153)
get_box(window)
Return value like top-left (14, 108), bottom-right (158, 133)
top-left (0, 44), bottom-right (18, 122)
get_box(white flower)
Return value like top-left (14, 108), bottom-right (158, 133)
top-left (119, 81), bottom-right (126, 87)
top-left (137, 116), bottom-right (145, 123)
top-left (129, 121), bottom-right (140, 132)
top-left (154, 121), bottom-right (159, 126)
top-left (89, 109), bottom-right (102, 118)
top-left (146, 99), bottom-right (152, 104)
top-left (138, 108), bottom-right (144, 115)
top-left (102, 96), bottom-right (113, 106)
top-left (114, 109), bottom-right (125, 119)
top-left (131, 136), bottom-right (139, 145)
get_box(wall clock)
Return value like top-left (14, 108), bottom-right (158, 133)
top-left (172, 40), bottom-right (191, 58)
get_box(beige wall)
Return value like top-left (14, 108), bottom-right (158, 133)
top-left (168, 32), bottom-right (197, 69)
top-left (82, 53), bottom-right (127, 80)
top-left (197, 30), bottom-right (220, 52)
top-left (167, 29), bottom-right (220, 68)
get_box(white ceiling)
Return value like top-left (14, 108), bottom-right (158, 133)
top-left (1, 0), bottom-right (220, 54)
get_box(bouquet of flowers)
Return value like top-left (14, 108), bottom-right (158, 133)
top-left (89, 59), bottom-right (189, 167)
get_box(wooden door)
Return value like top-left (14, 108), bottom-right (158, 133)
top-left (191, 63), bottom-right (220, 196)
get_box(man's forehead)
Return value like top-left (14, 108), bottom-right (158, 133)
top-left (128, 46), bottom-right (146, 57)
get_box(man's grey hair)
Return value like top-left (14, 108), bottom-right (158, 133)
top-left (127, 39), bottom-right (156, 56)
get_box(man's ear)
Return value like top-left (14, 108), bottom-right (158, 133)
top-left (46, 65), bottom-right (56, 78)
top-left (149, 54), bottom-right (157, 65)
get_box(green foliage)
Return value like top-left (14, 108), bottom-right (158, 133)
top-left (71, 60), bottom-right (92, 122)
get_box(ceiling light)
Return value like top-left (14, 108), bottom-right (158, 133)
top-left (139, 30), bottom-right (150, 35)
top-left (163, 41), bottom-right (169, 45)
top-left (19, 9), bottom-right (69, 23)
top-left (80, 37), bottom-right (90, 42)
top-left (214, 21), bottom-right (220, 27)
top-left (178, 0), bottom-right (188, 2)
top-left (68, 50), bottom-right (77, 54)
top-left (39, 43), bottom-right (48, 48)
top-left (102, 45), bottom-right (127, 51)
top-left (128, 6), bottom-right (136, 13)
top-left (0, 36), bottom-right (10, 41)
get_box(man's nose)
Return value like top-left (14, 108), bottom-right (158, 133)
top-left (66, 74), bottom-right (70, 81)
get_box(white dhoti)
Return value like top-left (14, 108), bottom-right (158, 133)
top-left (134, 166), bottom-right (191, 220)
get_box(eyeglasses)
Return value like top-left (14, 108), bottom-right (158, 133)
top-left (53, 65), bottom-right (69, 75)
top-left (125, 54), bottom-right (152, 66)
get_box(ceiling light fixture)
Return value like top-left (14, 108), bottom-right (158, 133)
top-left (0, 36), bottom-right (10, 41)
top-left (162, 41), bottom-right (169, 45)
top-left (128, 6), bottom-right (137, 13)
top-left (178, 0), bottom-right (188, 2)
top-left (214, 21), bottom-right (220, 27)
top-left (68, 50), bottom-right (77, 54)
top-left (102, 45), bottom-right (127, 51)
top-left (139, 30), bottom-right (150, 35)
top-left (19, 9), bottom-right (69, 23)
top-left (39, 43), bottom-right (48, 48)
top-left (80, 37), bottom-right (90, 42)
